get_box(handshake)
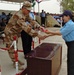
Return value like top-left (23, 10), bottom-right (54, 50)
top-left (32, 29), bottom-right (50, 40)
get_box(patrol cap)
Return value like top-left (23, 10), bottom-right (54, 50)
top-left (60, 10), bottom-right (73, 18)
top-left (23, 1), bottom-right (32, 11)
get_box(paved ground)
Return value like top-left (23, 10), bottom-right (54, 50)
top-left (0, 27), bottom-right (67, 75)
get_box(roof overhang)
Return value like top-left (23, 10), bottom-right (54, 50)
top-left (0, 0), bottom-right (28, 3)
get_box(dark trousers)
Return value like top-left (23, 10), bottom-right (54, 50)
top-left (21, 30), bottom-right (32, 55)
top-left (41, 17), bottom-right (45, 25)
top-left (66, 41), bottom-right (74, 75)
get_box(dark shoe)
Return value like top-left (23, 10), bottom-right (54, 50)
top-left (24, 50), bottom-right (34, 59)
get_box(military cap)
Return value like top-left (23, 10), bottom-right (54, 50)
top-left (23, 1), bottom-right (32, 11)
top-left (60, 10), bottom-right (73, 18)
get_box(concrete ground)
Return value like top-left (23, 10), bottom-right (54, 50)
top-left (0, 27), bottom-right (67, 75)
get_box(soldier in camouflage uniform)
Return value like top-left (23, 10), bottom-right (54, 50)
top-left (4, 1), bottom-right (49, 70)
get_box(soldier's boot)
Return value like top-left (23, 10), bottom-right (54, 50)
top-left (18, 60), bottom-right (24, 65)
top-left (13, 62), bottom-right (24, 70)
top-left (6, 44), bottom-right (24, 70)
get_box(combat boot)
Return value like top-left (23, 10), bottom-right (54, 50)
top-left (18, 60), bottom-right (24, 65)
top-left (13, 62), bottom-right (24, 70)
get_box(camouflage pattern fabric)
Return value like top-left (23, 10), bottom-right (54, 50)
top-left (4, 9), bottom-right (40, 62)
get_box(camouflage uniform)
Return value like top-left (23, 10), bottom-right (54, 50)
top-left (4, 9), bottom-right (40, 69)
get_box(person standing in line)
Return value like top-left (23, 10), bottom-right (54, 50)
top-left (21, 11), bottom-right (35, 56)
top-left (4, 1), bottom-right (49, 70)
top-left (21, 4), bottom-right (48, 57)
top-left (40, 10), bottom-right (46, 27)
top-left (45, 10), bottom-right (74, 75)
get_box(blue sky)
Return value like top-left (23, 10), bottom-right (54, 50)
top-left (0, 0), bottom-right (61, 14)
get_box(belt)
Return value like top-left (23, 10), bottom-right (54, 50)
top-left (66, 41), bottom-right (74, 47)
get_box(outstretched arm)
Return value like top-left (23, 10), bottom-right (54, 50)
top-left (45, 30), bottom-right (62, 36)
